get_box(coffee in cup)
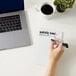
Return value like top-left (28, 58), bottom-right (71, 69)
top-left (40, 3), bottom-right (55, 19)
top-left (41, 4), bottom-right (54, 15)
top-left (35, 3), bottom-right (55, 19)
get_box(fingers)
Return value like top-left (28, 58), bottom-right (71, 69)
top-left (58, 45), bottom-right (64, 53)
top-left (55, 38), bottom-right (63, 45)
top-left (51, 39), bottom-right (56, 50)
top-left (51, 38), bottom-right (64, 50)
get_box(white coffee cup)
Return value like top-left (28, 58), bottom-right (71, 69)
top-left (35, 2), bottom-right (56, 19)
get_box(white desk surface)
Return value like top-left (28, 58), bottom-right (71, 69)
top-left (0, 0), bottom-right (76, 76)
top-left (27, 3), bottom-right (76, 76)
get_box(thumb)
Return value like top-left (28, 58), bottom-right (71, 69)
top-left (51, 39), bottom-right (56, 50)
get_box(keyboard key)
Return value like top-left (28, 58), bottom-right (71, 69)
top-left (0, 15), bottom-right (22, 33)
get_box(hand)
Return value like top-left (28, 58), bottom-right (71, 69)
top-left (49, 39), bottom-right (64, 64)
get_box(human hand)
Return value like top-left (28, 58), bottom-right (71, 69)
top-left (49, 39), bottom-right (64, 64)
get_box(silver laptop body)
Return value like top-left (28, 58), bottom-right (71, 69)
top-left (0, 1), bottom-right (31, 50)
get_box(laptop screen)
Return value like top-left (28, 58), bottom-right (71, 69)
top-left (0, 0), bottom-right (24, 14)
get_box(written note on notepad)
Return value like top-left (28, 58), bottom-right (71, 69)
top-left (33, 29), bottom-right (63, 66)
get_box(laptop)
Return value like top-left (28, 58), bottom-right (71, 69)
top-left (0, 0), bottom-right (31, 50)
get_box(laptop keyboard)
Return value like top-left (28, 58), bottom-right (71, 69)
top-left (0, 15), bottom-right (22, 33)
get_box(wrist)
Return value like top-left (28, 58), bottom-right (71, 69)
top-left (48, 58), bottom-right (57, 65)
